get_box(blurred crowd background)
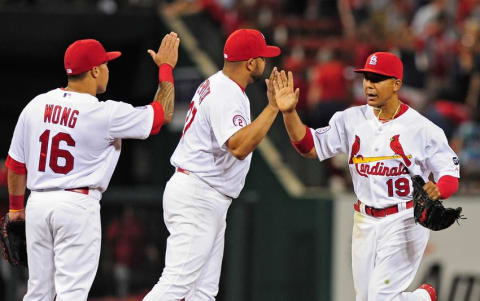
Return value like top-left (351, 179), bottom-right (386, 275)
top-left (1, 0), bottom-right (480, 300)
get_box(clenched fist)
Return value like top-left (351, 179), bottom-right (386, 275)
top-left (423, 181), bottom-right (441, 200)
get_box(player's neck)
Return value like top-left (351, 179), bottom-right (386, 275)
top-left (222, 68), bottom-right (248, 91)
top-left (65, 81), bottom-right (97, 96)
top-left (374, 96), bottom-right (401, 121)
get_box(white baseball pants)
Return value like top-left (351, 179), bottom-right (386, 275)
top-left (23, 190), bottom-right (102, 301)
top-left (352, 208), bottom-right (431, 301)
top-left (143, 172), bottom-right (231, 301)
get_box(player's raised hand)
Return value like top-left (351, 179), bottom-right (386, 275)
top-left (148, 32), bottom-right (180, 68)
top-left (265, 67), bottom-right (278, 109)
top-left (273, 70), bottom-right (300, 113)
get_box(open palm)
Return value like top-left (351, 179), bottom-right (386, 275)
top-left (273, 70), bottom-right (299, 113)
top-left (148, 32), bottom-right (180, 68)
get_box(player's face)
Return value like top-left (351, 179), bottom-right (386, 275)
top-left (362, 73), bottom-right (399, 107)
top-left (250, 57), bottom-right (266, 82)
top-left (96, 63), bottom-right (109, 94)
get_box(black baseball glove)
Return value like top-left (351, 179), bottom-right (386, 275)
top-left (0, 213), bottom-right (28, 267)
top-left (411, 175), bottom-right (463, 231)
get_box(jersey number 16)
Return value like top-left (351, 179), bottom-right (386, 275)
top-left (38, 130), bottom-right (75, 174)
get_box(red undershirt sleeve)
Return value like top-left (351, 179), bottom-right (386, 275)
top-left (437, 175), bottom-right (459, 199)
top-left (5, 155), bottom-right (27, 175)
top-left (291, 126), bottom-right (314, 154)
top-left (149, 102), bottom-right (165, 135)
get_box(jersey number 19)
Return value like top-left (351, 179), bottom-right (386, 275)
top-left (386, 177), bottom-right (410, 197)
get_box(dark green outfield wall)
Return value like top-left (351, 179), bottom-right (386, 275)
top-left (223, 154), bottom-right (333, 301)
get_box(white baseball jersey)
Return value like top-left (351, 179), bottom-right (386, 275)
top-left (170, 71), bottom-right (252, 198)
top-left (312, 103), bottom-right (460, 208)
top-left (8, 88), bottom-right (157, 193)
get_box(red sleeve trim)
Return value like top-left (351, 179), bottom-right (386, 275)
top-left (5, 155), bottom-right (27, 175)
top-left (437, 175), bottom-right (459, 199)
top-left (9, 194), bottom-right (25, 211)
top-left (291, 126), bottom-right (314, 154)
top-left (149, 102), bottom-right (165, 135)
top-left (159, 63), bottom-right (174, 84)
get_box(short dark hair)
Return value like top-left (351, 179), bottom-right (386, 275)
top-left (67, 72), bottom-right (88, 81)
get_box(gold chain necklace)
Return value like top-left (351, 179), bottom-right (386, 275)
top-left (377, 102), bottom-right (401, 121)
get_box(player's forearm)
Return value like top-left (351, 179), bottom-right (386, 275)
top-left (437, 175), bottom-right (459, 199)
top-left (7, 170), bottom-right (26, 196)
top-left (282, 110), bottom-right (317, 158)
top-left (154, 82), bottom-right (175, 123)
top-left (282, 110), bottom-right (307, 141)
top-left (154, 64), bottom-right (175, 123)
top-left (228, 104), bottom-right (278, 160)
top-left (7, 170), bottom-right (26, 211)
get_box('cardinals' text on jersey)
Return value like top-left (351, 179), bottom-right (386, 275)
top-left (311, 104), bottom-right (459, 208)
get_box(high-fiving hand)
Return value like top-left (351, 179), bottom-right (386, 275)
top-left (265, 67), bottom-right (278, 109)
top-left (148, 32), bottom-right (180, 68)
top-left (272, 70), bottom-right (300, 113)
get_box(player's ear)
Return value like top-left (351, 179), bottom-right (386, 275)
top-left (246, 58), bottom-right (255, 72)
top-left (393, 79), bottom-right (402, 92)
top-left (90, 66), bottom-right (100, 78)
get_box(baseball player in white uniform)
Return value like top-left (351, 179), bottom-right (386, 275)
top-left (5, 32), bottom-right (180, 301)
top-left (143, 29), bottom-right (281, 301)
top-left (272, 52), bottom-right (460, 301)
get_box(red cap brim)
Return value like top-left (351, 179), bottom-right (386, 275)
top-left (261, 46), bottom-right (281, 58)
top-left (354, 68), bottom-right (397, 78)
top-left (106, 51), bottom-right (122, 62)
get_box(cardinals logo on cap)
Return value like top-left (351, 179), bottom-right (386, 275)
top-left (369, 55), bottom-right (378, 65)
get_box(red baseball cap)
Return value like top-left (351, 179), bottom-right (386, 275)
top-left (354, 52), bottom-right (403, 80)
top-left (64, 39), bottom-right (121, 75)
top-left (223, 29), bottom-right (281, 62)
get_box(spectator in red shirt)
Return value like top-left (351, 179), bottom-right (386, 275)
top-left (306, 48), bottom-right (351, 128)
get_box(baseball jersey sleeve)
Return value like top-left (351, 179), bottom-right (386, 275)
top-left (106, 100), bottom-right (155, 140)
top-left (424, 127), bottom-right (460, 181)
top-left (208, 95), bottom-right (248, 148)
top-left (7, 108), bottom-right (27, 165)
top-left (149, 102), bottom-right (165, 135)
top-left (312, 111), bottom-right (348, 161)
